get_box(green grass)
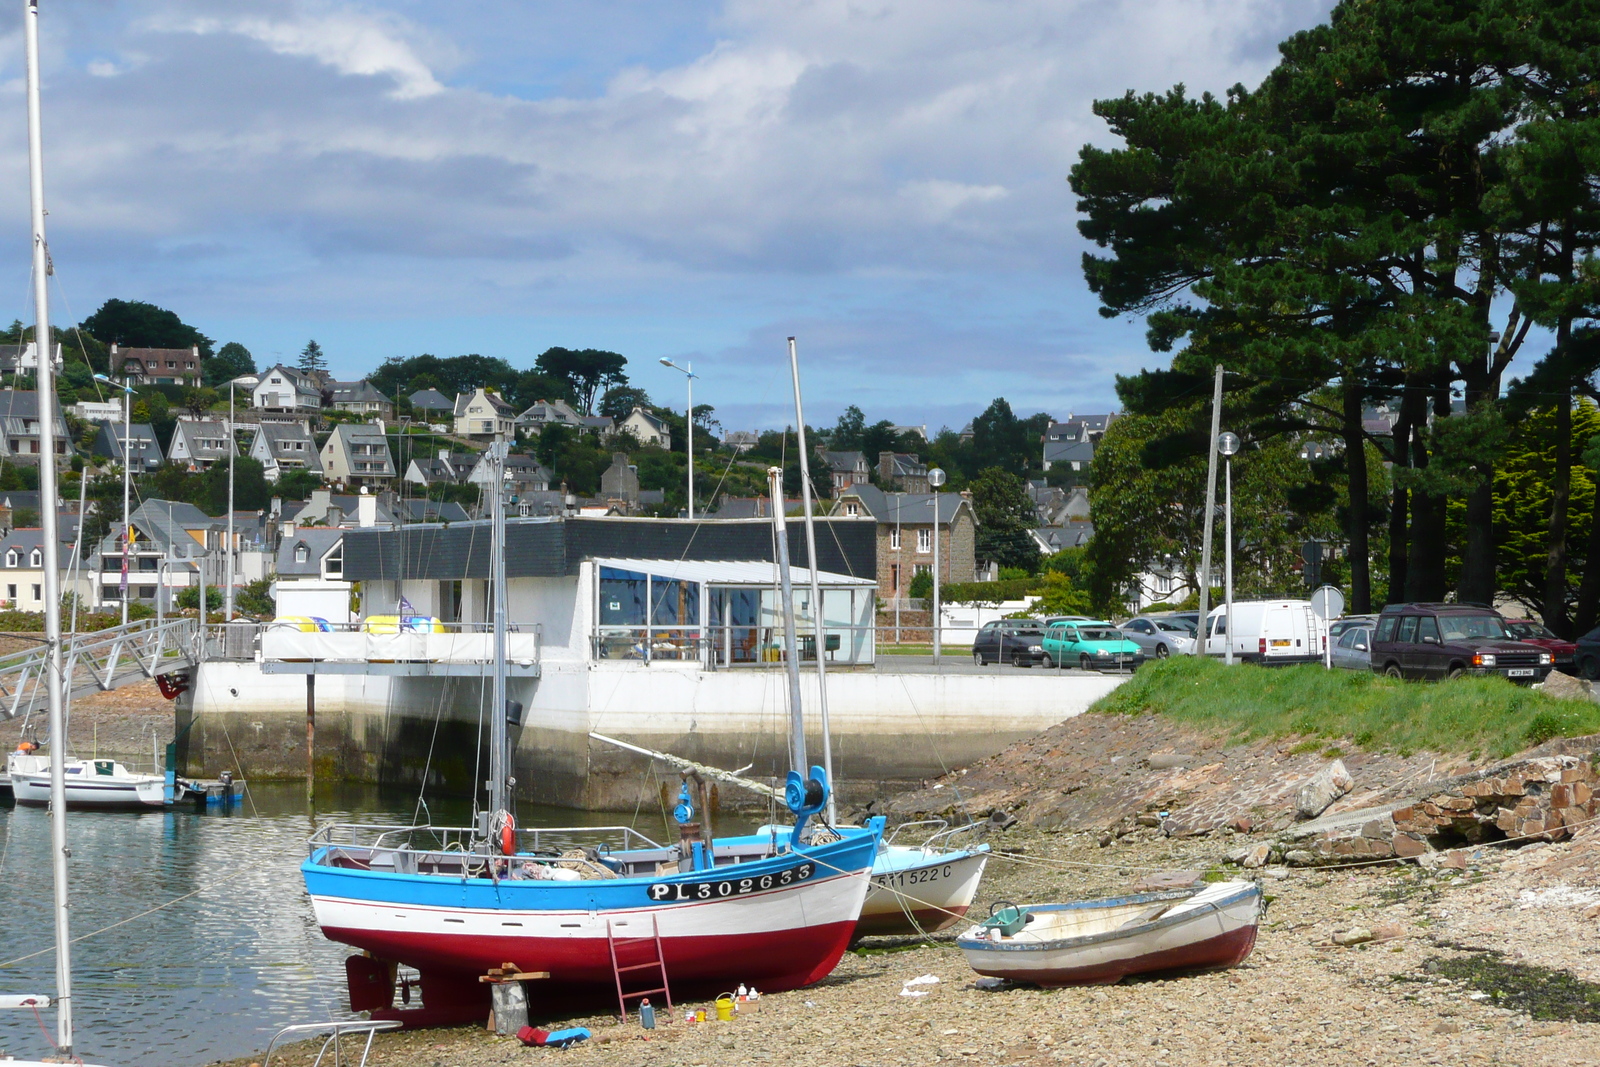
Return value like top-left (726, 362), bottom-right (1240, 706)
top-left (1088, 655), bottom-right (1600, 759)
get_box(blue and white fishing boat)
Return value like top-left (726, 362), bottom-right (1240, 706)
top-left (302, 457), bottom-right (881, 1024)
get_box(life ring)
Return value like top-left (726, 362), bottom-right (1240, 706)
top-left (501, 814), bottom-right (516, 856)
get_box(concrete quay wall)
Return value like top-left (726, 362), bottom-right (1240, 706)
top-left (180, 660), bottom-right (1126, 810)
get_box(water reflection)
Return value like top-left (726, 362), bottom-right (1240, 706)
top-left (0, 784), bottom-right (730, 1066)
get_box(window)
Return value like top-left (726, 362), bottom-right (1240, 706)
top-left (1376, 615), bottom-right (1398, 642)
top-left (916, 528), bottom-right (931, 553)
top-left (29, 549), bottom-right (40, 567)
top-left (31, 584), bottom-right (40, 601)
top-left (3, 550), bottom-right (14, 568)
top-left (845, 503), bottom-right (859, 517)
top-left (324, 543), bottom-right (342, 577)
top-left (1071, 461), bottom-right (1081, 471)
top-left (914, 563), bottom-right (931, 577)
top-left (294, 543), bottom-right (309, 564)
top-left (5, 584), bottom-right (13, 599)
top-left (1397, 616), bottom-right (1419, 643)
top-left (1338, 629), bottom-right (1359, 649)
top-left (889, 563), bottom-right (899, 592)
top-left (1417, 616), bottom-right (1441, 644)
top-left (889, 529), bottom-right (901, 550)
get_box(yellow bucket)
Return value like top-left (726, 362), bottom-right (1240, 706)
top-left (715, 994), bottom-right (735, 1022)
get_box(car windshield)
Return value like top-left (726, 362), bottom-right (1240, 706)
top-left (1079, 628), bottom-right (1121, 641)
top-left (1438, 614), bottom-right (1507, 641)
top-left (1008, 626), bottom-right (1043, 636)
top-left (1155, 619), bottom-right (1192, 632)
top-left (1506, 622), bottom-right (1554, 641)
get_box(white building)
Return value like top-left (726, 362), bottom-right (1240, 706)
top-left (319, 423), bottom-right (395, 488)
top-left (253, 365), bottom-right (323, 414)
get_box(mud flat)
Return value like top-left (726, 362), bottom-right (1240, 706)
top-left (214, 821), bottom-right (1600, 1067)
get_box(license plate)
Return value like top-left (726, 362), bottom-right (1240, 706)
top-left (1270, 639), bottom-right (1291, 647)
top-left (1507, 668), bottom-right (1535, 678)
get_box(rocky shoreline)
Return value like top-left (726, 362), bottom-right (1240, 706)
top-left (217, 817), bottom-right (1600, 1067)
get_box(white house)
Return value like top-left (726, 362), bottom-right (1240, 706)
top-left (453, 388), bottom-right (517, 441)
top-left (248, 422), bottom-right (323, 481)
top-left (253, 365), bottom-right (323, 414)
top-left (167, 419), bottom-right (235, 471)
top-left (320, 423), bottom-right (395, 488)
top-left (617, 406), bottom-right (671, 449)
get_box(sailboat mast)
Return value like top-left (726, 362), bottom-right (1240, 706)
top-left (766, 466), bottom-right (807, 773)
top-left (24, 0), bottom-right (74, 1055)
top-left (785, 338), bottom-right (836, 823)
top-left (487, 441), bottom-right (508, 817)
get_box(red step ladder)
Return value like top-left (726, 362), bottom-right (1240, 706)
top-left (606, 915), bottom-right (673, 1023)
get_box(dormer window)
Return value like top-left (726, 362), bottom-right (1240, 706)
top-left (324, 543), bottom-right (342, 577)
top-left (29, 549), bottom-right (40, 567)
top-left (294, 543), bottom-right (309, 564)
top-left (4, 550), bottom-right (15, 567)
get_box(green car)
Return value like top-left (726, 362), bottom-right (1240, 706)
top-left (1041, 620), bottom-right (1146, 672)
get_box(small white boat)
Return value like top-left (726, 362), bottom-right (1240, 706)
top-left (957, 881), bottom-right (1262, 986)
top-left (7, 750), bottom-right (165, 810)
top-left (857, 821), bottom-right (990, 937)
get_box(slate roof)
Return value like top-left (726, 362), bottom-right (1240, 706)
top-left (409, 388), bottom-right (454, 412)
top-left (832, 484), bottom-right (967, 524)
top-left (328, 380), bottom-right (390, 406)
top-left (276, 528), bottom-right (345, 577)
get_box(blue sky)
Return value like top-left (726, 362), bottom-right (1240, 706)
top-left (0, 0), bottom-right (1339, 433)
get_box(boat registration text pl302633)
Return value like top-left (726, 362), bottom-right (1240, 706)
top-left (648, 862), bottom-right (817, 901)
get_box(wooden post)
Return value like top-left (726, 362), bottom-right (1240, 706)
top-left (305, 673), bottom-right (315, 804)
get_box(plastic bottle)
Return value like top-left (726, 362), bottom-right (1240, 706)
top-left (639, 998), bottom-right (655, 1030)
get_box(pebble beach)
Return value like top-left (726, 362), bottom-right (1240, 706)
top-left (219, 822), bottom-right (1600, 1067)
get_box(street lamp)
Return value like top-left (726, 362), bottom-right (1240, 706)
top-left (93, 373), bottom-right (134, 624)
top-left (659, 357), bottom-right (696, 518)
top-left (927, 467), bottom-right (946, 663)
top-left (225, 378), bottom-right (236, 619)
top-left (1217, 431), bottom-right (1240, 666)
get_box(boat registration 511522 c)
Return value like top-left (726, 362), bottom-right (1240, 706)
top-left (648, 861), bottom-right (816, 901)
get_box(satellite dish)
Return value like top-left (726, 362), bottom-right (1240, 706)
top-left (1310, 585), bottom-right (1345, 620)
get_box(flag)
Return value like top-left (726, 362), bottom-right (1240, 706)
top-left (399, 594), bottom-right (415, 615)
top-left (119, 522), bottom-right (131, 594)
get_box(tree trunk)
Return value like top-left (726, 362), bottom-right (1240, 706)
top-left (1342, 377), bottom-right (1371, 613)
top-left (1543, 311), bottom-right (1575, 635)
top-left (1405, 382), bottom-right (1449, 603)
top-left (1387, 393), bottom-right (1413, 606)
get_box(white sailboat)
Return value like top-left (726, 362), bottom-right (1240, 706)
top-left (783, 337), bottom-right (990, 936)
top-left (2, 2), bottom-right (113, 1062)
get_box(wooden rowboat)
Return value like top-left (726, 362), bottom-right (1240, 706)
top-left (956, 881), bottom-right (1262, 986)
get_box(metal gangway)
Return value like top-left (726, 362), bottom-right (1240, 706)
top-left (0, 617), bottom-right (199, 722)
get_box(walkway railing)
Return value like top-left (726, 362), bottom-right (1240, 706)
top-left (0, 616), bottom-right (199, 721)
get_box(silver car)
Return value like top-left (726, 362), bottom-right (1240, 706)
top-left (1119, 615), bottom-right (1198, 659)
top-left (1330, 625), bottom-right (1373, 671)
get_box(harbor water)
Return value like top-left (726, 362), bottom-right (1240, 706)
top-left (0, 783), bottom-right (745, 1066)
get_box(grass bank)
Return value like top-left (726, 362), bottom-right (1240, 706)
top-left (1089, 656), bottom-right (1600, 760)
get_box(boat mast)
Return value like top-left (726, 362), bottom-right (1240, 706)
top-left (785, 338), bottom-right (836, 823)
top-left (766, 466), bottom-right (807, 773)
top-left (487, 440), bottom-right (509, 819)
top-left (25, 0), bottom-right (75, 1055)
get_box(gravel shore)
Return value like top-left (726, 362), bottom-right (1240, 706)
top-left (219, 822), bottom-right (1600, 1067)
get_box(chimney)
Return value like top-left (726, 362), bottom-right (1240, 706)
top-left (357, 488), bottom-right (377, 528)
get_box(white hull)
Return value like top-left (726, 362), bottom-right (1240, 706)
top-left (7, 753), bottom-right (164, 809)
top-left (858, 847), bottom-right (989, 936)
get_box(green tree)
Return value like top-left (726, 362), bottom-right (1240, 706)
top-left (968, 466), bottom-right (1042, 574)
top-left (598, 385), bottom-right (651, 420)
top-left (79, 299), bottom-right (213, 357)
top-left (533, 347), bottom-right (627, 415)
top-left (275, 468), bottom-right (322, 500)
top-left (829, 405), bottom-right (867, 450)
top-left (298, 339), bottom-right (327, 374)
top-left (204, 341), bottom-right (256, 386)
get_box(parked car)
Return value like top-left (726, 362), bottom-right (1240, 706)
top-left (1369, 604), bottom-right (1553, 683)
top-left (972, 618), bottom-right (1048, 667)
top-left (1329, 625), bottom-right (1373, 671)
top-left (1041, 620), bottom-right (1144, 672)
top-left (1576, 626), bottom-right (1600, 679)
top-left (1119, 615), bottom-right (1197, 659)
top-left (1329, 614), bottom-right (1378, 640)
top-left (1201, 600), bottom-right (1327, 665)
top-left (1501, 619), bottom-right (1577, 674)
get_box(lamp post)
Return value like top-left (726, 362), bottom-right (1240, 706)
top-left (658, 357), bottom-right (696, 518)
top-left (1217, 432), bottom-right (1240, 666)
top-left (928, 467), bottom-right (946, 663)
top-left (225, 378), bottom-right (235, 619)
top-left (93, 373), bottom-right (134, 623)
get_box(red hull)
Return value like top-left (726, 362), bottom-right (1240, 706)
top-left (328, 920), bottom-right (859, 1023)
top-left (978, 924), bottom-right (1259, 987)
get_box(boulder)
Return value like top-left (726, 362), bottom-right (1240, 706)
top-left (1295, 759), bottom-right (1355, 819)
top-left (1332, 927), bottom-right (1374, 946)
top-left (1537, 670), bottom-right (1595, 703)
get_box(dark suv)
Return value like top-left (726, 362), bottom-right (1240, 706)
top-left (972, 619), bottom-right (1047, 667)
top-left (1370, 604), bottom-right (1553, 684)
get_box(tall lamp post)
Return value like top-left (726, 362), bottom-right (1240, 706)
top-left (93, 373), bottom-right (134, 624)
top-left (928, 467), bottom-right (946, 663)
top-left (658, 357), bottom-right (696, 518)
top-left (225, 378), bottom-right (236, 619)
top-left (1217, 431), bottom-right (1240, 666)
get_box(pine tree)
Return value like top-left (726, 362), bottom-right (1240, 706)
top-left (299, 339), bottom-right (326, 374)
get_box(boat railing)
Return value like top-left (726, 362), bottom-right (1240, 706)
top-left (308, 822), bottom-right (665, 858)
top-left (262, 1019), bottom-right (401, 1067)
top-left (886, 817), bottom-right (986, 852)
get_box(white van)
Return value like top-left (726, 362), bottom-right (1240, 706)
top-left (1203, 600), bottom-right (1327, 665)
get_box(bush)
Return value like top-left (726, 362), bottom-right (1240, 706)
top-left (236, 578), bottom-right (275, 618)
top-left (176, 586), bottom-right (223, 611)
top-left (908, 570), bottom-right (932, 600)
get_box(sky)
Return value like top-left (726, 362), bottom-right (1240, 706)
top-left (0, 0), bottom-right (1340, 433)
